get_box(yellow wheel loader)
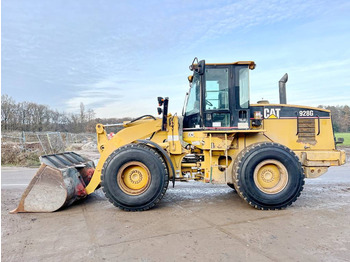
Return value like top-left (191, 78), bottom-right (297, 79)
top-left (12, 58), bottom-right (346, 213)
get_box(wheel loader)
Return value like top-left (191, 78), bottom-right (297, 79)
top-left (12, 58), bottom-right (346, 213)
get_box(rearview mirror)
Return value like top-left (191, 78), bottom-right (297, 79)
top-left (197, 60), bottom-right (205, 75)
top-left (189, 57), bottom-right (205, 75)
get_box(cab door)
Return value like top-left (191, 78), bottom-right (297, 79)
top-left (203, 66), bottom-right (231, 128)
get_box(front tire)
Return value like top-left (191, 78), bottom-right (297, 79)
top-left (227, 183), bottom-right (237, 192)
top-left (233, 142), bottom-right (304, 210)
top-left (101, 144), bottom-right (169, 211)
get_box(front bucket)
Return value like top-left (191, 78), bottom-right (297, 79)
top-left (11, 152), bottom-right (95, 213)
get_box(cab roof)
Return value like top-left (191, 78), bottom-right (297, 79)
top-left (205, 61), bottom-right (256, 70)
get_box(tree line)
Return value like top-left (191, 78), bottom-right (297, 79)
top-left (1, 94), bottom-right (349, 133)
top-left (1, 94), bottom-right (131, 133)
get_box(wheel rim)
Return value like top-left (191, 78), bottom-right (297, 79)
top-left (253, 159), bottom-right (288, 194)
top-left (117, 161), bottom-right (151, 195)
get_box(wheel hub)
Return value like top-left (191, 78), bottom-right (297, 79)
top-left (130, 170), bottom-right (143, 184)
top-left (253, 160), bottom-right (288, 194)
top-left (117, 161), bottom-right (151, 195)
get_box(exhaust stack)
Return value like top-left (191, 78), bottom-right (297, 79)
top-left (279, 73), bottom-right (288, 104)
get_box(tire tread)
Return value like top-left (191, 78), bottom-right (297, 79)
top-left (101, 143), bottom-right (169, 211)
top-left (232, 142), bottom-right (305, 210)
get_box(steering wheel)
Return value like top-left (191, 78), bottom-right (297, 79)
top-left (206, 100), bottom-right (213, 106)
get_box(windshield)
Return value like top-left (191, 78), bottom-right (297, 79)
top-left (184, 73), bottom-right (200, 115)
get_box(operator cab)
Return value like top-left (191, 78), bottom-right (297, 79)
top-left (183, 58), bottom-right (256, 130)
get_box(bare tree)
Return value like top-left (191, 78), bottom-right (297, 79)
top-left (1, 94), bottom-right (15, 130)
top-left (87, 108), bottom-right (95, 122)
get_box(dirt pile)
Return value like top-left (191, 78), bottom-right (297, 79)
top-left (1, 143), bottom-right (41, 167)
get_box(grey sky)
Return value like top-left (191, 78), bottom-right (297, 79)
top-left (2, 0), bottom-right (350, 117)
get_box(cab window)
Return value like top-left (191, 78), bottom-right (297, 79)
top-left (185, 73), bottom-right (200, 115)
top-left (239, 68), bottom-right (249, 108)
top-left (205, 68), bottom-right (229, 110)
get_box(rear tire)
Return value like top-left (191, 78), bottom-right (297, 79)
top-left (233, 142), bottom-right (304, 210)
top-left (101, 144), bottom-right (169, 211)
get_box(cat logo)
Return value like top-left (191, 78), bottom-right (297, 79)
top-left (264, 108), bottom-right (281, 119)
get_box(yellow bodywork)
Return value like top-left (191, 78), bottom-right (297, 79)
top-left (85, 116), bottom-right (185, 194)
top-left (86, 106), bottom-right (346, 194)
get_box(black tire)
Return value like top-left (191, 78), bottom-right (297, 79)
top-left (227, 183), bottom-right (237, 192)
top-left (101, 144), bottom-right (169, 211)
top-left (232, 142), bottom-right (304, 210)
